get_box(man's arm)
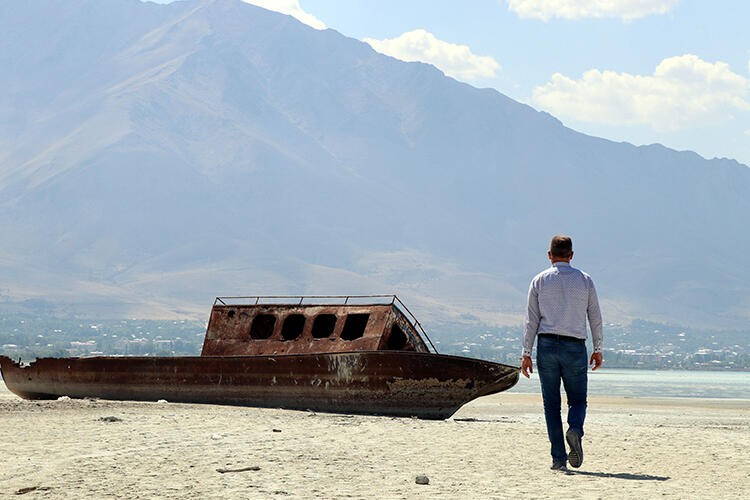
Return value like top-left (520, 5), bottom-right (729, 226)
top-left (588, 278), bottom-right (603, 370)
top-left (521, 280), bottom-right (540, 378)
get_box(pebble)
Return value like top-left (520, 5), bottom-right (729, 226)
top-left (415, 475), bottom-right (429, 485)
top-left (15, 486), bottom-right (52, 495)
top-left (98, 416), bottom-right (123, 423)
top-left (216, 466), bottom-right (261, 473)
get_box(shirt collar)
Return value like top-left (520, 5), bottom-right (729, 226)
top-left (552, 262), bottom-right (571, 268)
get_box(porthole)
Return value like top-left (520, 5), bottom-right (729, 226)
top-left (386, 324), bottom-right (408, 350)
top-left (311, 314), bottom-right (337, 338)
top-left (281, 314), bottom-right (305, 341)
top-left (250, 314), bottom-right (276, 340)
top-left (341, 313), bottom-right (369, 340)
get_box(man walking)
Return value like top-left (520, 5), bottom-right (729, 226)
top-left (521, 235), bottom-right (603, 471)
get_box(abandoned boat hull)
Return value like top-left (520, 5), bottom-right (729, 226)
top-left (0, 352), bottom-right (519, 419)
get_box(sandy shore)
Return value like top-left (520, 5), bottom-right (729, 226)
top-left (1, 384), bottom-right (748, 499)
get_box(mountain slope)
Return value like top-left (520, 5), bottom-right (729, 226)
top-left (1, 0), bottom-right (748, 328)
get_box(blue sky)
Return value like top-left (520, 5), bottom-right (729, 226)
top-left (149, 1), bottom-right (750, 167)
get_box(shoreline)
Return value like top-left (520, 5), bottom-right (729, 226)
top-left (3, 379), bottom-right (749, 409)
top-left (509, 391), bottom-right (750, 409)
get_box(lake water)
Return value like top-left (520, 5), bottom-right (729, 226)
top-left (510, 368), bottom-right (750, 399)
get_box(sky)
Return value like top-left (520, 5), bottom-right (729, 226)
top-left (149, 0), bottom-right (750, 167)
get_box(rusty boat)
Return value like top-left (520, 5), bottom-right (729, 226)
top-left (0, 295), bottom-right (519, 419)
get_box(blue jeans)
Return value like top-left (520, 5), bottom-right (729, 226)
top-left (536, 335), bottom-right (588, 462)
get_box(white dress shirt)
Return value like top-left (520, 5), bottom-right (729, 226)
top-left (522, 262), bottom-right (603, 357)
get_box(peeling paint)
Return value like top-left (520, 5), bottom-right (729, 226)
top-left (327, 353), bottom-right (365, 384)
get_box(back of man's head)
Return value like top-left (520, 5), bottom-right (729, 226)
top-left (550, 235), bottom-right (573, 258)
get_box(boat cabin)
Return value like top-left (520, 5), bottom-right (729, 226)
top-left (201, 295), bottom-right (433, 356)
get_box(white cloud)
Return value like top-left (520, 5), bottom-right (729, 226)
top-left (532, 54), bottom-right (750, 131)
top-left (363, 29), bottom-right (500, 82)
top-left (507, 0), bottom-right (679, 21)
top-left (242, 0), bottom-right (326, 30)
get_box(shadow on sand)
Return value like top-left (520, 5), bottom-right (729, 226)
top-left (568, 470), bottom-right (670, 481)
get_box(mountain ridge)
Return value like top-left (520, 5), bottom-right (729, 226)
top-left (1, 0), bottom-right (748, 329)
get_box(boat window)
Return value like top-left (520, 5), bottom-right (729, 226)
top-left (387, 324), bottom-right (408, 350)
top-left (250, 314), bottom-right (276, 340)
top-left (312, 314), bottom-right (337, 338)
top-left (341, 313), bottom-right (369, 340)
top-left (281, 314), bottom-right (305, 341)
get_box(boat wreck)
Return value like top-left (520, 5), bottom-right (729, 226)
top-left (0, 295), bottom-right (519, 419)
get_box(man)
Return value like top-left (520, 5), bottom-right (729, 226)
top-left (521, 235), bottom-right (603, 471)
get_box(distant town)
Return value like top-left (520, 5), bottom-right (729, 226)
top-left (430, 319), bottom-right (750, 371)
top-left (1, 314), bottom-right (747, 371)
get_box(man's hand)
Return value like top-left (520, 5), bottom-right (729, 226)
top-left (590, 351), bottom-right (603, 371)
top-left (521, 355), bottom-right (533, 378)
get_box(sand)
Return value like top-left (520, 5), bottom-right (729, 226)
top-left (1, 384), bottom-right (748, 499)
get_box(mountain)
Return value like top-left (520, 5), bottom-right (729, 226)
top-left (1, 0), bottom-right (749, 330)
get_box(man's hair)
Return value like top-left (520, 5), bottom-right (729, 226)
top-left (550, 235), bottom-right (573, 258)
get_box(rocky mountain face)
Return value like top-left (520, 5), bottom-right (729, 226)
top-left (1, 0), bottom-right (748, 328)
